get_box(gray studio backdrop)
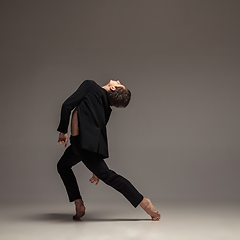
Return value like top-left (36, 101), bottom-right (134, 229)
top-left (0, 0), bottom-right (239, 204)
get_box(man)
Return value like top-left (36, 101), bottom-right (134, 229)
top-left (56, 79), bottom-right (160, 221)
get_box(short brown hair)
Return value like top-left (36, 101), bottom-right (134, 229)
top-left (107, 86), bottom-right (131, 108)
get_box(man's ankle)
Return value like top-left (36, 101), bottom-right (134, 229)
top-left (140, 198), bottom-right (151, 208)
top-left (140, 198), bottom-right (146, 207)
top-left (74, 199), bottom-right (84, 204)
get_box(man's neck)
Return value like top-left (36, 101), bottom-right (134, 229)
top-left (102, 85), bottom-right (109, 91)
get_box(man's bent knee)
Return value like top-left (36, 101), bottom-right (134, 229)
top-left (57, 161), bottom-right (65, 174)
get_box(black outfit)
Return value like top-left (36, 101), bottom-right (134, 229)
top-left (57, 80), bottom-right (143, 207)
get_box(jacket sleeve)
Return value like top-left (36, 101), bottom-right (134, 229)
top-left (57, 80), bottom-right (91, 133)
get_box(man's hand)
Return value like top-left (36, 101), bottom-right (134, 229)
top-left (89, 173), bottom-right (99, 185)
top-left (57, 132), bottom-right (68, 148)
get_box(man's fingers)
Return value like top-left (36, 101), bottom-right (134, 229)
top-left (56, 139), bottom-right (68, 148)
top-left (57, 132), bottom-right (68, 147)
top-left (95, 179), bottom-right (99, 185)
top-left (89, 177), bottom-right (99, 184)
top-left (64, 138), bottom-right (68, 148)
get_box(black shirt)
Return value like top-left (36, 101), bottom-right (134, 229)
top-left (57, 80), bottom-right (112, 158)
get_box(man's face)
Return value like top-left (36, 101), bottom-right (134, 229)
top-left (108, 80), bottom-right (125, 89)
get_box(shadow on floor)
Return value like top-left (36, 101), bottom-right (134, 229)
top-left (25, 213), bottom-right (151, 222)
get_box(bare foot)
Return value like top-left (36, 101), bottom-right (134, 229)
top-left (73, 199), bottom-right (86, 220)
top-left (140, 198), bottom-right (160, 221)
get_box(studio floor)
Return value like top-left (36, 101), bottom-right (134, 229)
top-left (0, 200), bottom-right (239, 240)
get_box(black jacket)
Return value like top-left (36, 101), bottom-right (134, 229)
top-left (57, 80), bottom-right (112, 158)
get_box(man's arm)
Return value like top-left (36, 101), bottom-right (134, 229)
top-left (57, 80), bottom-right (91, 134)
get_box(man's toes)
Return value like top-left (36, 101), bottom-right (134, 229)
top-left (151, 212), bottom-right (160, 221)
top-left (152, 216), bottom-right (160, 221)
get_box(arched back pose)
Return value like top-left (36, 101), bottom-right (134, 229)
top-left (56, 79), bottom-right (160, 221)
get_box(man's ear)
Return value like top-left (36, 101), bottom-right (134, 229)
top-left (110, 86), bottom-right (116, 91)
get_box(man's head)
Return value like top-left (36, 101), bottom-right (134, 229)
top-left (102, 80), bottom-right (131, 108)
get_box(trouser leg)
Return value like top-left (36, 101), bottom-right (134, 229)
top-left (57, 144), bottom-right (82, 202)
top-left (81, 150), bottom-right (144, 208)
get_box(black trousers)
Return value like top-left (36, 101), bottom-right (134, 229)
top-left (57, 135), bottom-right (144, 208)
